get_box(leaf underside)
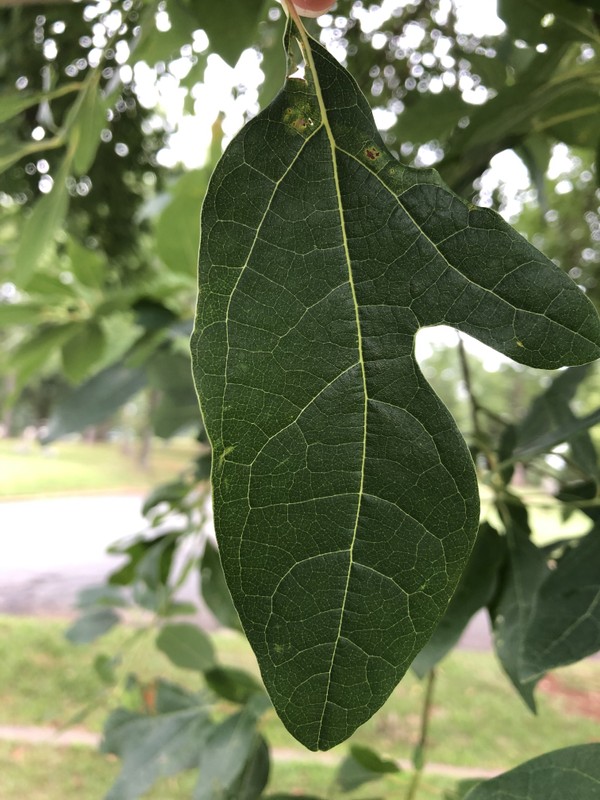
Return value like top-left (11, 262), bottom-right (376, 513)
top-left (191, 18), bottom-right (600, 750)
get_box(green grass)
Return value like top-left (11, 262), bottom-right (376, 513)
top-left (0, 615), bottom-right (598, 800)
top-left (0, 438), bottom-right (198, 498)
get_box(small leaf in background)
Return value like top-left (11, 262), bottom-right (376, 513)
top-left (412, 523), bottom-right (507, 677)
top-left (557, 480), bottom-right (600, 523)
top-left (148, 348), bottom-right (201, 439)
top-left (69, 83), bottom-right (108, 175)
top-left (154, 679), bottom-right (204, 713)
top-left (516, 364), bottom-right (598, 477)
top-left (522, 524), bottom-right (600, 677)
top-left (43, 361), bottom-right (147, 443)
top-left (142, 479), bottom-right (190, 517)
top-left (198, 0), bottom-right (265, 66)
top-left (66, 608), bottom-right (120, 645)
top-left (76, 584), bottom-right (129, 609)
top-left (205, 666), bottom-right (265, 705)
top-left (228, 735), bottom-right (270, 800)
top-left (464, 744), bottom-right (600, 799)
top-left (193, 706), bottom-right (264, 800)
top-left (10, 323), bottom-right (79, 396)
top-left (93, 653), bottom-right (120, 686)
top-left (14, 160), bottom-right (70, 285)
top-left (67, 237), bottom-right (108, 289)
top-left (102, 699), bottom-right (212, 800)
top-left (136, 535), bottom-right (178, 591)
top-left (200, 542), bottom-right (242, 632)
top-left (498, 0), bottom-right (596, 44)
top-left (489, 503), bottom-right (549, 710)
top-left (61, 321), bottom-right (106, 383)
top-left (155, 170), bottom-right (208, 275)
top-left (337, 744), bottom-right (400, 792)
top-left (0, 301), bottom-right (45, 325)
top-left (156, 623), bottom-right (216, 672)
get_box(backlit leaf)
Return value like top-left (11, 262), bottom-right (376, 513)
top-left (191, 15), bottom-right (600, 750)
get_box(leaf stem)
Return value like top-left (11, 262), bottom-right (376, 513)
top-left (456, 333), bottom-right (481, 440)
top-left (405, 669), bottom-right (436, 800)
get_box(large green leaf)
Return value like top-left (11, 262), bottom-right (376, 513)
top-left (465, 744), bottom-right (600, 799)
top-left (191, 15), bottom-right (600, 750)
top-left (522, 525), bottom-right (600, 677)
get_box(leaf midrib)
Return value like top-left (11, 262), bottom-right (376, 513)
top-left (290, 20), bottom-right (369, 749)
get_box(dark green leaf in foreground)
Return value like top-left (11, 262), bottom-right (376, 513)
top-left (465, 744), bottom-right (600, 799)
top-left (522, 524), bottom-right (600, 678)
top-left (191, 13), bottom-right (600, 750)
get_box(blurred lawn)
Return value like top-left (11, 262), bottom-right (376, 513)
top-left (0, 616), bottom-right (598, 799)
top-left (0, 438), bottom-right (198, 498)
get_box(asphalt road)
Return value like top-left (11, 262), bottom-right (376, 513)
top-left (0, 493), bottom-right (493, 649)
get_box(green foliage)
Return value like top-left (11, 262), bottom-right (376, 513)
top-left (191, 15), bottom-right (600, 751)
top-left (522, 525), bottom-right (600, 677)
top-left (412, 523), bottom-right (507, 678)
top-left (156, 623), bottom-right (216, 672)
top-left (489, 503), bottom-right (550, 710)
top-left (101, 682), bottom-right (213, 800)
top-left (336, 744), bottom-right (400, 792)
top-left (465, 744), bottom-right (600, 799)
